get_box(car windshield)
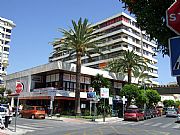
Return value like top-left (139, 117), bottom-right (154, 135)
top-left (167, 109), bottom-right (176, 111)
top-left (125, 109), bottom-right (137, 113)
top-left (36, 107), bottom-right (44, 111)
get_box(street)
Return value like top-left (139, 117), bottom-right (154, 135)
top-left (6, 116), bottom-right (180, 135)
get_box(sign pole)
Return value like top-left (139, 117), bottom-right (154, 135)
top-left (103, 98), bottom-right (105, 122)
top-left (122, 96), bottom-right (127, 118)
top-left (90, 101), bottom-right (92, 116)
top-left (14, 96), bottom-right (19, 132)
top-left (94, 102), bottom-right (96, 120)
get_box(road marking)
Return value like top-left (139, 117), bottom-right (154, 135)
top-left (144, 122), bottom-right (154, 125)
top-left (15, 125), bottom-right (39, 130)
top-left (109, 126), bottom-right (119, 134)
top-left (122, 121), bottom-right (135, 125)
top-left (130, 121), bottom-right (145, 125)
top-left (152, 123), bottom-right (162, 126)
top-left (160, 123), bottom-right (172, 128)
top-left (172, 124), bottom-right (180, 129)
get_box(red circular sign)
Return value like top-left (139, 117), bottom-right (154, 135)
top-left (16, 82), bottom-right (23, 94)
top-left (166, 0), bottom-right (180, 35)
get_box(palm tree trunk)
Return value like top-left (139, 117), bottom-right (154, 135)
top-left (75, 52), bottom-right (81, 116)
top-left (127, 68), bottom-right (132, 84)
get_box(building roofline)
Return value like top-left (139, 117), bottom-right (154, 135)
top-left (0, 17), bottom-right (16, 27)
top-left (91, 12), bottom-right (136, 27)
top-left (4, 61), bottom-right (125, 81)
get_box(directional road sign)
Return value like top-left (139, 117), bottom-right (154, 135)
top-left (169, 36), bottom-right (180, 76)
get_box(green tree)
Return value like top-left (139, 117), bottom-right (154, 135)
top-left (6, 89), bottom-right (12, 95)
top-left (120, 84), bottom-right (139, 107)
top-left (146, 89), bottom-right (161, 108)
top-left (163, 100), bottom-right (175, 107)
top-left (107, 50), bottom-right (147, 84)
top-left (0, 87), bottom-right (5, 96)
top-left (119, 0), bottom-right (177, 55)
top-left (175, 100), bottom-right (180, 108)
top-left (135, 89), bottom-right (148, 108)
top-left (51, 18), bottom-right (101, 115)
top-left (91, 74), bottom-right (112, 116)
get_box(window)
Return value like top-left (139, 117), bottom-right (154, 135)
top-left (6, 29), bottom-right (11, 33)
top-left (5, 35), bottom-right (10, 39)
top-left (63, 81), bottom-right (70, 91)
top-left (4, 47), bottom-right (9, 52)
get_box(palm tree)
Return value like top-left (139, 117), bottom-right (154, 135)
top-left (51, 18), bottom-right (101, 116)
top-left (107, 50), bottom-right (148, 84)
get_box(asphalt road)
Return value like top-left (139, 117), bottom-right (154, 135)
top-left (9, 116), bottom-right (180, 135)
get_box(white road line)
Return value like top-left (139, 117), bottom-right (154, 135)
top-left (123, 121), bottom-right (135, 125)
top-left (172, 124), bottom-right (180, 129)
top-left (160, 123), bottom-right (172, 128)
top-left (16, 125), bottom-right (39, 130)
top-left (152, 123), bottom-right (162, 126)
top-left (132, 121), bottom-right (145, 125)
top-left (144, 122), bottom-right (154, 125)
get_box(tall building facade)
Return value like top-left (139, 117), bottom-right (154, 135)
top-left (0, 17), bottom-right (15, 84)
top-left (49, 12), bottom-right (158, 85)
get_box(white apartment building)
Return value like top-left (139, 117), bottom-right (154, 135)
top-left (49, 12), bottom-right (158, 85)
top-left (0, 17), bottom-right (15, 84)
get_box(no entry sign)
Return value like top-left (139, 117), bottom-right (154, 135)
top-left (166, 0), bottom-right (180, 35)
top-left (16, 81), bottom-right (23, 94)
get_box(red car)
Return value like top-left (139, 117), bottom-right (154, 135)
top-left (124, 109), bottom-right (144, 121)
top-left (20, 106), bottom-right (45, 119)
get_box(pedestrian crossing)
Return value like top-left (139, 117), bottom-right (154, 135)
top-left (115, 120), bottom-right (180, 129)
top-left (8, 122), bottom-right (60, 134)
top-left (8, 120), bottom-right (89, 134)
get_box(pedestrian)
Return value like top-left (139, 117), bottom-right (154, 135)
top-left (0, 115), bottom-right (5, 129)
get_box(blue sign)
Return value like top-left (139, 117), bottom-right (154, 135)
top-left (169, 36), bottom-right (180, 76)
top-left (87, 92), bottom-right (96, 99)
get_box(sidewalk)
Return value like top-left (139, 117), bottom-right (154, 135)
top-left (0, 116), bottom-right (123, 135)
top-left (46, 116), bottom-right (123, 124)
top-left (0, 127), bottom-right (27, 135)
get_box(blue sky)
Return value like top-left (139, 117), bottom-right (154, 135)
top-left (0, 0), bottom-right (176, 84)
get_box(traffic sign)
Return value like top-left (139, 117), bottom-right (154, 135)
top-left (166, 0), bottom-right (180, 35)
top-left (15, 81), bottom-right (23, 94)
top-left (100, 88), bottom-right (109, 98)
top-left (169, 36), bottom-right (180, 76)
top-left (122, 96), bottom-right (127, 105)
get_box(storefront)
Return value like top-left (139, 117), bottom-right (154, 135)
top-left (4, 61), bottom-right (124, 115)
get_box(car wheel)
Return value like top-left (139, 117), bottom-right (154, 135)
top-left (31, 115), bottom-right (35, 119)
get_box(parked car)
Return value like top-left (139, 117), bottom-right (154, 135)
top-left (124, 109), bottom-right (144, 121)
top-left (166, 108), bottom-right (177, 117)
top-left (142, 109), bottom-right (152, 120)
top-left (0, 106), bottom-right (12, 124)
top-left (19, 106), bottom-right (45, 119)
